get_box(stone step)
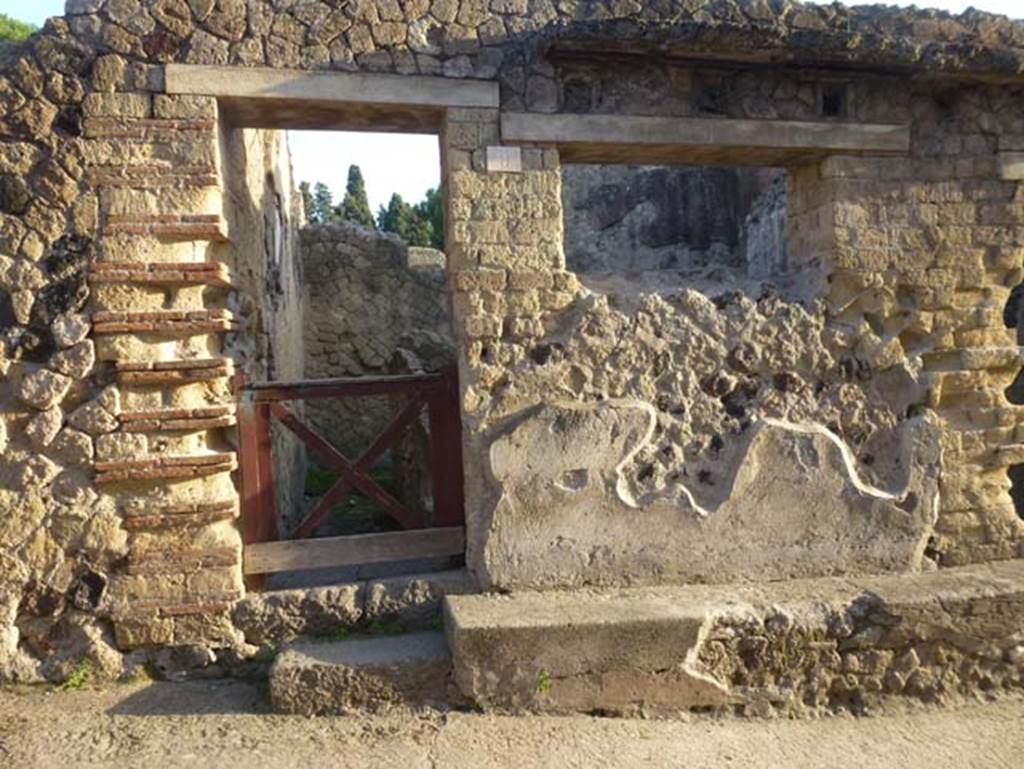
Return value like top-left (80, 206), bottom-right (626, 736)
top-left (269, 631), bottom-right (454, 716)
top-left (445, 559), bottom-right (1024, 717)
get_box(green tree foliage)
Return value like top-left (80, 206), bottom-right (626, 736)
top-left (310, 181), bottom-right (337, 224)
top-left (339, 165), bottom-right (375, 228)
top-left (0, 14), bottom-right (35, 44)
top-left (302, 171), bottom-right (444, 247)
top-left (412, 187), bottom-right (444, 249)
top-left (377, 193), bottom-right (434, 247)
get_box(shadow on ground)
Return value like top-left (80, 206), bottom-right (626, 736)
top-left (105, 680), bottom-right (273, 717)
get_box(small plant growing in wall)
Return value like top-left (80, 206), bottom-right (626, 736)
top-left (536, 669), bottom-right (551, 695)
top-left (60, 659), bottom-right (94, 691)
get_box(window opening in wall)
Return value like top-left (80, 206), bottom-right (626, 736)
top-left (561, 164), bottom-right (787, 282)
top-left (821, 84), bottom-right (849, 119)
top-left (226, 125), bottom-right (460, 589)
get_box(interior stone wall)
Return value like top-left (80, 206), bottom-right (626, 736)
top-left (301, 221), bottom-right (452, 460)
top-left (220, 127), bottom-right (306, 536)
top-left (561, 165), bottom-right (783, 274)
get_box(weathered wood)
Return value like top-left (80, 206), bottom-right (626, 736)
top-left (270, 402), bottom-right (422, 530)
top-left (249, 373), bottom-right (445, 401)
top-left (255, 403), bottom-right (278, 543)
top-left (243, 527), bottom-right (466, 575)
top-left (166, 65), bottom-right (498, 132)
top-left (429, 366), bottom-right (466, 527)
top-left (288, 394), bottom-right (428, 539)
top-left (501, 112), bottom-right (910, 166)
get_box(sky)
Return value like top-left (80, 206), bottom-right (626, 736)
top-left (2, 0), bottom-right (1020, 211)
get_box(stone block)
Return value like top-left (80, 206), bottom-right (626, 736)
top-left (269, 632), bottom-right (454, 715)
top-left (448, 559), bottom-right (1024, 716)
top-left (82, 92), bottom-right (151, 118)
top-left (232, 583), bottom-right (365, 645)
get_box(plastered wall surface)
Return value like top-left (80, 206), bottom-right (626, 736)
top-left (0, 0), bottom-right (1020, 680)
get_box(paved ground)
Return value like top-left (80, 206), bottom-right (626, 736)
top-left (0, 680), bottom-right (1022, 768)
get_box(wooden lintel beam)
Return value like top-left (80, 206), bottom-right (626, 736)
top-left (501, 112), bottom-right (910, 165)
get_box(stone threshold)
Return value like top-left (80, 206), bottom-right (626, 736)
top-left (90, 261), bottom-right (235, 288)
top-left (119, 404), bottom-right (236, 433)
top-left (104, 213), bottom-right (228, 241)
top-left (92, 309), bottom-right (240, 335)
top-left (116, 358), bottom-right (234, 385)
top-left (94, 452), bottom-right (237, 484)
top-left (446, 559), bottom-right (1024, 717)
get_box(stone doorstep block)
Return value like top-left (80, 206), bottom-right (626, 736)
top-left (444, 592), bottom-right (718, 712)
top-left (269, 632), bottom-right (454, 716)
top-left (232, 570), bottom-right (475, 646)
top-left (445, 559), bottom-right (1024, 715)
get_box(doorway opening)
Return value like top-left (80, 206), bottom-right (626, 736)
top-left (220, 121), bottom-right (463, 590)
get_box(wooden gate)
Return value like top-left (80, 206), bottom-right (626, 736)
top-left (235, 366), bottom-right (465, 582)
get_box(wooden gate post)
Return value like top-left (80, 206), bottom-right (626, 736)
top-left (428, 364), bottom-right (466, 527)
top-left (235, 374), bottom-right (278, 589)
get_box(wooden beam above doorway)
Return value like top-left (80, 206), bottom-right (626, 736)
top-left (500, 111), bottom-right (911, 166)
top-left (164, 64), bottom-right (499, 133)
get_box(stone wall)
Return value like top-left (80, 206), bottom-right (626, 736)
top-left (447, 78), bottom-right (1024, 590)
top-left (220, 127), bottom-right (306, 537)
top-left (301, 222), bottom-right (452, 459)
top-left (561, 165), bottom-right (783, 274)
top-left (0, 0), bottom-right (1021, 679)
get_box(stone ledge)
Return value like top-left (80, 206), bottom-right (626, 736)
top-left (446, 559), bottom-right (1024, 716)
top-left (104, 213), bottom-right (228, 241)
top-left (90, 261), bottom-right (234, 287)
top-left (119, 404), bottom-right (236, 433)
top-left (116, 358), bottom-right (235, 385)
top-left (92, 309), bottom-right (240, 335)
top-left (94, 452), bottom-right (237, 484)
top-left (122, 500), bottom-right (238, 531)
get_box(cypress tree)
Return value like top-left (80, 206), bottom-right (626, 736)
top-left (339, 165), bottom-right (375, 228)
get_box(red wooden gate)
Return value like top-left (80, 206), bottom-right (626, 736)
top-left (235, 366), bottom-right (465, 581)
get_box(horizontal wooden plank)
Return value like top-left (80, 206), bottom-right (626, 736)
top-left (243, 527), bottom-right (465, 575)
top-left (501, 112), bottom-right (910, 165)
top-left (166, 65), bottom-right (498, 132)
top-left (245, 373), bottom-right (445, 401)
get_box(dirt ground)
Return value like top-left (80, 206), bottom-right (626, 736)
top-left (0, 680), bottom-right (1022, 769)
